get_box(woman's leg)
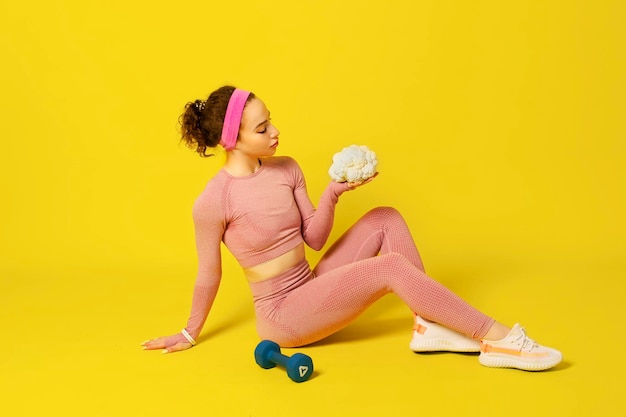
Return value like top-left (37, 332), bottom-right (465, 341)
top-left (314, 206), bottom-right (425, 275)
top-left (314, 207), bottom-right (451, 332)
top-left (252, 206), bottom-right (562, 369)
top-left (255, 253), bottom-right (494, 347)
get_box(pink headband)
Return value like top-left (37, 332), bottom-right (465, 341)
top-left (220, 88), bottom-right (251, 151)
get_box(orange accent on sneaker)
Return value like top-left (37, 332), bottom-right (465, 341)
top-left (413, 324), bottom-right (427, 335)
top-left (480, 342), bottom-right (549, 358)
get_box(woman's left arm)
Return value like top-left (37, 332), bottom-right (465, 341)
top-left (290, 158), bottom-right (376, 250)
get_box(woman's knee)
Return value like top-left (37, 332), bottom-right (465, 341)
top-left (362, 206), bottom-right (403, 226)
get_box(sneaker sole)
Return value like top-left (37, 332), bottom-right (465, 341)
top-left (410, 338), bottom-right (481, 353)
top-left (479, 353), bottom-right (562, 371)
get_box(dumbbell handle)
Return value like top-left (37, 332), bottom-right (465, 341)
top-left (268, 350), bottom-right (290, 367)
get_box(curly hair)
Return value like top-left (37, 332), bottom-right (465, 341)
top-left (179, 86), bottom-right (256, 157)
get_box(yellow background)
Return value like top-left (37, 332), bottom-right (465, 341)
top-left (1, 0), bottom-right (624, 416)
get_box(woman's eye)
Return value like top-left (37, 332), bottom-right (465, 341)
top-left (258, 128), bottom-right (267, 134)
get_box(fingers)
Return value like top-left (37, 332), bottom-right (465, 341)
top-left (347, 173), bottom-right (378, 189)
top-left (361, 172), bottom-right (379, 184)
top-left (162, 342), bottom-right (192, 354)
top-left (141, 338), bottom-right (166, 350)
top-left (141, 338), bottom-right (192, 353)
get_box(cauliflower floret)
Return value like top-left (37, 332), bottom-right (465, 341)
top-left (328, 145), bottom-right (378, 183)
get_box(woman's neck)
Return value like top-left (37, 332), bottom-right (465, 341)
top-left (223, 152), bottom-right (262, 177)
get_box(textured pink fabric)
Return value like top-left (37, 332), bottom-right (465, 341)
top-left (183, 156), bottom-right (494, 346)
top-left (193, 156), bottom-right (349, 268)
top-left (183, 156), bottom-right (348, 339)
top-left (220, 88), bottom-right (251, 150)
top-left (250, 207), bottom-right (495, 347)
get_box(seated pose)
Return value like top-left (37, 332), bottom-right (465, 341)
top-left (142, 86), bottom-right (562, 371)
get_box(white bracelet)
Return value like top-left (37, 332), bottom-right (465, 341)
top-left (181, 329), bottom-right (196, 346)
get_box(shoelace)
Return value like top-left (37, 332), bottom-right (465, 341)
top-left (511, 327), bottom-right (539, 352)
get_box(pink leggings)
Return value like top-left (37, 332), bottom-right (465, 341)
top-left (249, 207), bottom-right (495, 347)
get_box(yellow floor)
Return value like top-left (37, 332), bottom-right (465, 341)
top-left (2, 257), bottom-right (624, 417)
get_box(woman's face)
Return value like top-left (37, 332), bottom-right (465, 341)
top-left (235, 98), bottom-right (280, 157)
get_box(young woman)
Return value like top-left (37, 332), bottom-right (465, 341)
top-left (142, 86), bottom-right (562, 371)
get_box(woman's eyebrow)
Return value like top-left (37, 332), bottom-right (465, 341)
top-left (254, 112), bottom-right (271, 129)
top-left (254, 119), bottom-right (269, 129)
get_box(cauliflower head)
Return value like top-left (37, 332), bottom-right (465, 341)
top-left (328, 145), bottom-right (378, 183)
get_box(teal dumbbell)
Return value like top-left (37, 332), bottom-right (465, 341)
top-left (254, 340), bottom-right (314, 383)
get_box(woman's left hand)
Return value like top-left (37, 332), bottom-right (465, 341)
top-left (347, 172), bottom-right (378, 190)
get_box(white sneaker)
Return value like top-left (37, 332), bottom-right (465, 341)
top-left (410, 316), bottom-right (481, 352)
top-left (479, 324), bottom-right (562, 371)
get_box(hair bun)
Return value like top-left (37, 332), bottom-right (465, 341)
top-left (193, 99), bottom-right (206, 114)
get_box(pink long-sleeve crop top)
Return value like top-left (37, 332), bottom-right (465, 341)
top-left (182, 156), bottom-right (350, 339)
top-left (193, 156), bottom-right (349, 268)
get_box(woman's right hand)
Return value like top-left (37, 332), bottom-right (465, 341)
top-left (347, 172), bottom-right (378, 190)
top-left (141, 333), bottom-right (193, 354)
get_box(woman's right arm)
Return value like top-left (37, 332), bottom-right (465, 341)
top-left (142, 195), bottom-right (225, 353)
